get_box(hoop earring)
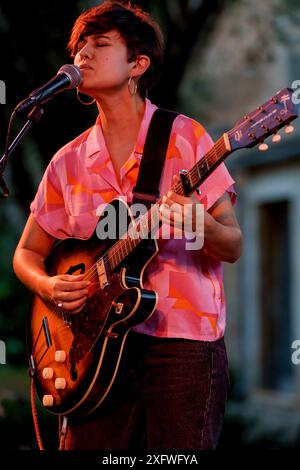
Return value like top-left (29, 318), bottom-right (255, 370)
top-left (76, 89), bottom-right (96, 106)
top-left (128, 76), bottom-right (137, 96)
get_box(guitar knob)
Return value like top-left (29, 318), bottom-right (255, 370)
top-left (42, 367), bottom-right (54, 379)
top-left (258, 143), bottom-right (269, 152)
top-left (272, 134), bottom-right (281, 143)
top-left (55, 350), bottom-right (66, 363)
top-left (42, 395), bottom-right (54, 407)
top-left (285, 125), bottom-right (294, 134)
top-left (55, 378), bottom-right (66, 390)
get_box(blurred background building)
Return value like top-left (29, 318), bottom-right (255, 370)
top-left (0, 0), bottom-right (300, 449)
top-left (187, 0), bottom-right (300, 448)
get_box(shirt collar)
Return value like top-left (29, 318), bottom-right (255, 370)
top-left (84, 98), bottom-right (158, 168)
top-left (133, 98), bottom-right (158, 157)
top-left (84, 114), bottom-right (106, 164)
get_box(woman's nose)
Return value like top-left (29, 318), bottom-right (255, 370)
top-left (78, 43), bottom-right (93, 60)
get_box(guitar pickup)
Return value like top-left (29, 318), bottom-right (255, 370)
top-left (96, 257), bottom-right (109, 289)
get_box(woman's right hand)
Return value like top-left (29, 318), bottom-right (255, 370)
top-left (41, 273), bottom-right (91, 314)
top-left (13, 215), bottom-right (91, 315)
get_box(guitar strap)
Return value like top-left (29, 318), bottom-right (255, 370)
top-left (132, 108), bottom-right (178, 209)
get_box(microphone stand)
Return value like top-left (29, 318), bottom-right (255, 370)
top-left (0, 105), bottom-right (44, 199)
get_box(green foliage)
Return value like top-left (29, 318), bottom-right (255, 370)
top-left (0, 366), bottom-right (58, 449)
top-left (0, 0), bottom-right (97, 369)
top-left (0, 1), bottom-right (227, 372)
top-left (278, 0), bottom-right (300, 12)
top-left (274, 0), bottom-right (300, 40)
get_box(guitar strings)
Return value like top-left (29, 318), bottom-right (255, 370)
top-left (96, 139), bottom-right (226, 272)
top-left (80, 137), bottom-right (228, 284)
top-left (81, 133), bottom-right (244, 284)
top-left (102, 101), bottom-right (286, 274)
top-left (54, 99), bottom-right (289, 320)
top-left (76, 100), bottom-right (285, 285)
top-left (80, 129), bottom-right (248, 283)
top-left (83, 139), bottom-right (224, 282)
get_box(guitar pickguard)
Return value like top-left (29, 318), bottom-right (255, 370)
top-left (69, 272), bottom-right (126, 365)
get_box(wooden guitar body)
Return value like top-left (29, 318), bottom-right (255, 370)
top-left (27, 87), bottom-right (298, 416)
top-left (28, 199), bottom-right (158, 416)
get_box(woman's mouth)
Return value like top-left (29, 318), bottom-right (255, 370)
top-left (78, 64), bottom-right (93, 71)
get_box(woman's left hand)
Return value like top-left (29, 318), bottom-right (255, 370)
top-left (159, 174), bottom-right (203, 235)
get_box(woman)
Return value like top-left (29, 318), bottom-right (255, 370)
top-left (13, 1), bottom-right (242, 450)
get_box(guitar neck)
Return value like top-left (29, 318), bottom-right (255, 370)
top-left (176, 134), bottom-right (232, 197)
top-left (92, 86), bottom-right (298, 279)
top-left (105, 133), bottom-right (232, 272)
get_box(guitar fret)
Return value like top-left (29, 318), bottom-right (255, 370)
top-left (212, 147), bottom-right (219, 163)
top-left (182, 136), bottom-right (228, 196)
top-left (199, 157), bottom-right (210, 173)
top-left (117, 245), bottom-right (123, 265)
top-left (113, 249), bottom-right (120, 270)
top-left (120, 241), bottom-right (126, 260)
top-left (197, 163), bottom-right (201, 180)
top-left (105, 136), bottom-right (231, 272)
top-left (108, 253), bottom-right (114, 273)
top-left (128, 234), bottom-right (133, 251)
top-left (108, 251), bottom-right (115, 271)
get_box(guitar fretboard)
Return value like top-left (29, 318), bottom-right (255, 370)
top-left (105, 134), bottom-right (231, 272)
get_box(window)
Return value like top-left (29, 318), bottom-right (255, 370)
top-left (259, 200), bottom-right (292, 392)
top-left (238, 168), bottom-right (300, 399)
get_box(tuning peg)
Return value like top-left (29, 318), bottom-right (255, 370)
top-left (285, 125), bottom-right (294, 134)
top-left (258, 142), bottom-right (269, 152)
top-left (272, 133), bottom-right (281, 143)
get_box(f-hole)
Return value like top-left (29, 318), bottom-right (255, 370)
top-left (67, 264), bottom-right (85, 276)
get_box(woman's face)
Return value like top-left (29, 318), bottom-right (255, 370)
top-left (74, 29), bottom-right (133, 96)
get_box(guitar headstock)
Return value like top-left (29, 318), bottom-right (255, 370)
top-left (227, 88), bottom-right (298, 152)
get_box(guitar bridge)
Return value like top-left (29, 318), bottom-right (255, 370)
top-left (112, 301), bottom-right (124, 314)
top-left (96, 257), bottom-right (109, 289)
top-left (62, 312), bottom-right (72, 327)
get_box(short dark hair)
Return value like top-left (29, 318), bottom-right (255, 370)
top-left (68, 1), bottom-right (164, 99)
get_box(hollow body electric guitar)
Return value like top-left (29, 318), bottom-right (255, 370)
top-left (28, 88), bottom-right (298, 416)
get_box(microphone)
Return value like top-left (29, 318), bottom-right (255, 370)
top-left (15, 64), bottom-right (82, 114)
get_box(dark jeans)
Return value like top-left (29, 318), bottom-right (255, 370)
top-left (65, 331), bottom-right (229, 450)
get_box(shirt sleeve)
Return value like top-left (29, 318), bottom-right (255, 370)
top-left (193, 128), bottom-right (236, 210)
top-left (30, 156), bottom-right (70, 239)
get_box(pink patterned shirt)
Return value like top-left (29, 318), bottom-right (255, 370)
top-left (30, 99), bottom-right (235, 341)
